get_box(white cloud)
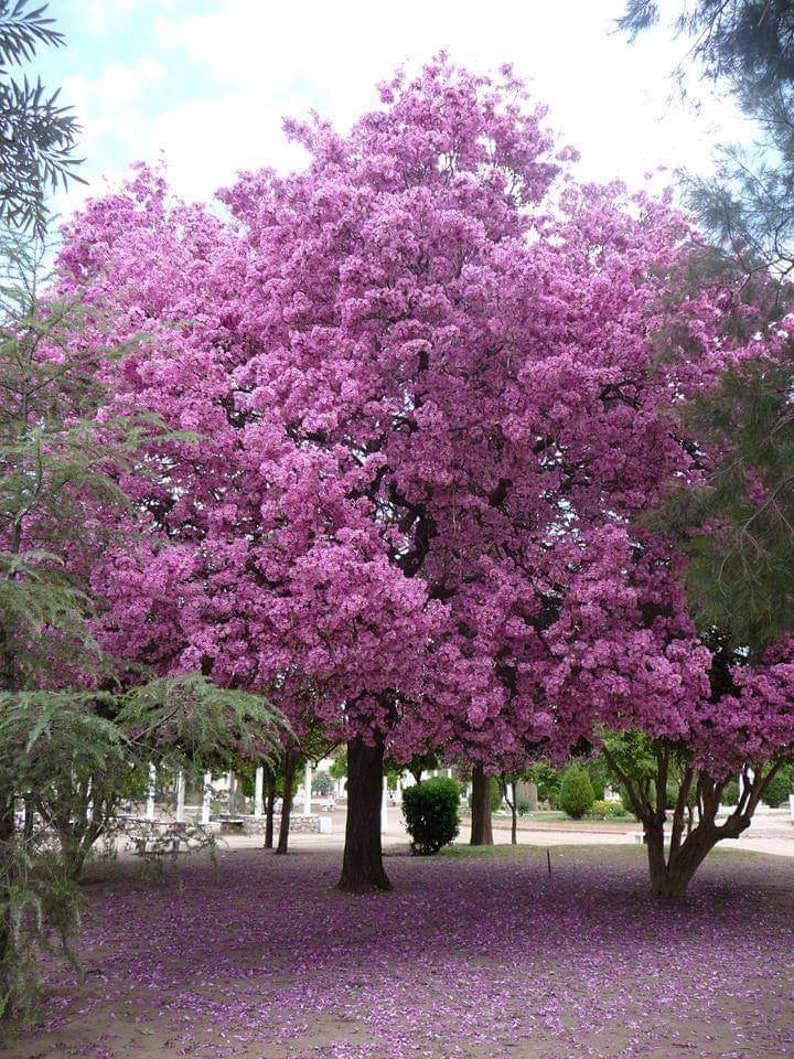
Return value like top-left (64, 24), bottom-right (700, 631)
top-left (49, 0), bottom-right (755, 217)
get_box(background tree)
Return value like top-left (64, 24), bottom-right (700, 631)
top-left (0, 0), bottom-right (83, 238)
top-left (620, 0), bottom-right (794, 277)
top-left (663, 351), bottom-right (794, 649)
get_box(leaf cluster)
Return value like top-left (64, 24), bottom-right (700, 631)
top-left (0, 1), bottom-right (84, 239)
top-left (620, 1), bottom-right (794, 274)
top-left (659, 356), bottom-right (794, 650)
top-left (117, 674), bottom-right (288, 771)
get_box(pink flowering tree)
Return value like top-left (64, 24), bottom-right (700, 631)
top-left (56, 58), bottom-right (791, 897)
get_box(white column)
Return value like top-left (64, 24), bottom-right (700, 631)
top-left (145, 763), bottom-right (156, 821)
top-left (175, 770), bottom-right (185, 824)
top-left (381, 780), bottom-right (388, 833)
top-left (254, 765), bottom-right (264, 817)
top-left (200, 771), bottom-right (212, 825)
top-left (226, 770), bottom-right (235, 814)
top-left (303, 761), bottom-right (312, 816)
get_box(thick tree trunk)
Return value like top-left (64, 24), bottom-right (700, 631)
top-left (469, 764), bottom-right (494, 846)
top-left (275, 747), bottom-right (296, 855)
top-left (264, 772), bottom-right (276, 850)
top-left (337, 737), bottom-right (391, 893)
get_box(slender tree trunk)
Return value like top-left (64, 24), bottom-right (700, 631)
top-left (22, 798), bottom-right (34, 841)
top-left (469, 764), bottom-right (494, 846)
top-left (264, 772), bottom-right (276, 850)
top-left (338, 737), bottom-right (391, 893)
top-left (0, 794), bottom-right (14, 1019)
top-left (275, 747), bottom-right (296, 855)
top-left (0, 623), bottom-right (20, 1017)
top-left (501, 775), bottom-right (518, 845)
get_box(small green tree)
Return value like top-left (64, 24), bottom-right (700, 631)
top-left (311, 770), bottom-right (334, 797)
top-left (402, 777), bottom-right (460, 855)
top-left (558, 764), bottom-right (595, 820)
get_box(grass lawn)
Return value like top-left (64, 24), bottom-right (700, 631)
top-left (5, 843), bottom-right (793, 1059)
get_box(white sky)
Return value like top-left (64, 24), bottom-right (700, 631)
top-left (37, 0), bottom-right (753, 219)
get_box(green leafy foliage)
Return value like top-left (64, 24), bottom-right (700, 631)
top-left (590, 799), bottom-right (631, 819)
top-left (0, 690), bottom-right (129, 1018)
top-left (653, 357), bottom-right (794, 651)
top-left (523, 762), bottom-right (561, 806)
top-left (117, 674), bottom-right (287, 771)
top-left (0, 689), bottom-right (140, 874)
top-left (722, 779), bottom-right (740, 805)
top-left (0, 837), bottom-right (82, 1020)
top-left (620, 1), bottom-right (794, 274)
top-left (402, 777), bottom-right (461, 855)
top-left (311, 770), bottom-right (334, 796)
top-left (0, 0), bottom-right (84, 238)
top-left (762, 764), bottom-right (793, 807)
top-left (558, 764), bottom-right (595, 820)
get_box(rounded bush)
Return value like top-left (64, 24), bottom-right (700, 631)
top-left (559, 764), bottom-right (595, 820)
top-left (762, 767), bottom-right (793, 808)
top-left (402, 777), bottom-right (461, 855)
top-left (590, 799), bottom-right (630, 819)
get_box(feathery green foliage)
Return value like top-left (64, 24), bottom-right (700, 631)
top-left (659, 355), bottom-right (794, 650)
top-left (620, 1), bottom-right (794, 275)
top-left (118, 674), bottom-right (287, 770)
top-left (0, 0), bottom-right (84, 238)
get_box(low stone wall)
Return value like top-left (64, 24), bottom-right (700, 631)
top-left (220, 813), bottom-right (328, 835)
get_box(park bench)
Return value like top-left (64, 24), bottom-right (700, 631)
top-left (218, 815), bottom-right (245, 835)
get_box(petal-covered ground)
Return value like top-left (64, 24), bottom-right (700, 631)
top-left (6, 844), bottom-right (793, 1059)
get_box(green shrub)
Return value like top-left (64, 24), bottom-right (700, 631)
top-left (722, 779), bottom-right (740, 805)
top-left (311, 770), bottom-right (334, 796)
top-left (559, 764), bottom-right (595, 820)
top-left (516, 796), bottom-right (533, 816)
top-left (762, 766), bottom-right (793, 808)
top-left (590, 799), bottom-right (630, 819)
top-left (402, 777), bottom-right (461, 855)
